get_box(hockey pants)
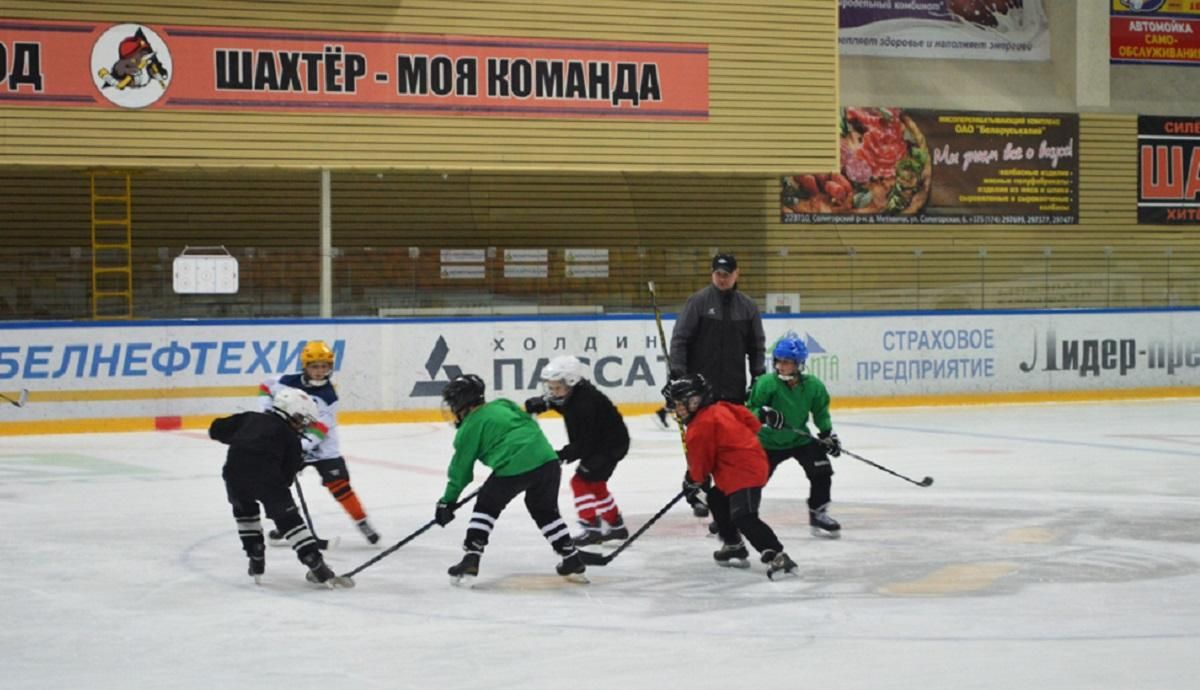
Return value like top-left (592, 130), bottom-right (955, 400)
top-left (766, 442), bottom-right (834, 511)
top-left (707, 486), bottom-right (784, 556)
top-left (460, 460), bottom-right (576, 559)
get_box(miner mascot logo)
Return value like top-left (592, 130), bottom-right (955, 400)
top-left (91, 24), bottom-right (172, 108)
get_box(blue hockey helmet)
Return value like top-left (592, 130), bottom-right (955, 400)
top-left (772, 334), bottom-right (808, 363)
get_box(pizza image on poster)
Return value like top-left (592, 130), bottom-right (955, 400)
top-left (782, 107), bottom-right (1079, 225)
top-left (786, 107), bottom-right (931, 216)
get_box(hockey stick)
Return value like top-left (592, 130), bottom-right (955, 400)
top-left (787, 427), bottom-right (934, 487)
top-left (840, 447), bottom-right (934, 487)
top-left (293, 477), bottom-right (333, 550)
top-left (1, 389), bottom-right (29, 407)
top-left (341, 487), bottom-right (482, 578)
top-left (648, 281), bottom-right (707, 512)
top-left (577, 489), bottom-right (689, 566)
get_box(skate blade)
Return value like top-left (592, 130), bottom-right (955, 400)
top-left (716, 559), bottom-right (751, 569)
top-left (252, 574), bottom-right (263, 585)
top-left (561, 572), bottom-right (590, 584)
top-left (450, 574), bottom-right (478, 588)
top-left (767, 568), bottom-right (800, 581)
top-left (810, 527), bottom-right (841, 540)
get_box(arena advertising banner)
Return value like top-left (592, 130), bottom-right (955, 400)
top-left (781, 107), bottom-right (1078, 225)
top-left (1111, 1), bottom-right (1200, 66)
top-left (1138, 115), bottom-right (1200, 224)
top-left (0, 17), bottom-right (708, 119)
top-left (2, 309), bottom-right (1197, 427)
top-left (839, 0), bottom-right (1050, 61)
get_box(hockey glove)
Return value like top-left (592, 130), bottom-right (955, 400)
top-left (681, 471), bottom-right (709, 499)
top-left (818, 431), bottom-right (842, 457)
top-left (757, 406), bottom-right (784, 430)
top-left (524, 396), bottom-right (549, 415)
top-left (434, 500), bottom-right (456, 526)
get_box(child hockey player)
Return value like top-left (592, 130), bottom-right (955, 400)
top-left (746, 333), bottom-right (843, 539)
top-left (260, 340), bottom-right (380, 545)
top-left (211, 387), bottom-right (352, 588)
top-left (665, 373), bottom-right (798, 579)
top-left (524, 355), bottom-right (630, 546)
top-left (435, 373), bottom-right (587, 584)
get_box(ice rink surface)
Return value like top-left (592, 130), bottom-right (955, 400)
top-left (3, 398), bottom-right (1200, 689)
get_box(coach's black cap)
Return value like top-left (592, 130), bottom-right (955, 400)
top-left (711, 253), bottom-right (737, 273)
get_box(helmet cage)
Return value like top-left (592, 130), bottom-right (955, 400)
top-left (539, 356), bottom-right (588, 403)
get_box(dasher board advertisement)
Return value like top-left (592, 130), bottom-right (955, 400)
top-left (839, 0), bottom-right (1050, 61)
top-left (0, 18), bottom-right (709, 120)
top-left (1138, 115), bottom-right (1200, 224)
top-left (782, 107), bottom-right (1078, 225)
top-left (1111, 1), bottom-right (1200, 66)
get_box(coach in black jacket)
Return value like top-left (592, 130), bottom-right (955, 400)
top-left (669, 253), bottom-right (766, 404)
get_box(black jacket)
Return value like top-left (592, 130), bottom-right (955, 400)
top-left (210, 411), bottom-right (303, 488)
top-left (669, 284), bottom-right (766, 402)
top-left (553, 380), bottom-right (630, 463)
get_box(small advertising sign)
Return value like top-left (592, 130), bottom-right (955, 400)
top-left (782, 107), bottom-right (1078, 225)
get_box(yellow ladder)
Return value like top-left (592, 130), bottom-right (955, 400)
top-left (89, 171), bottom-right (134, 319)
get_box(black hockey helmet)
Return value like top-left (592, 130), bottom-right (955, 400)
top-left (442, 373), bottom-right (486, 424)
top-left (662, 373), bottom-right (713, 422)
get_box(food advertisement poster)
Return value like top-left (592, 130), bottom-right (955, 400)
top-left (1111, 0), bottom-right (1200, 66)
top-left (839, 0), bottom-right (1050, 61)
top-left (781, 107), bottom-right (1078, 225)
top-left (1138, 115), bottom-right (1200, 224)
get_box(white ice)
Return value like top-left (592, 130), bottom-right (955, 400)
top-left (3, 399), bottom-right (1200, 689)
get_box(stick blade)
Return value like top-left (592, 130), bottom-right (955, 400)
top-left (647, 280), bottom-right (656, 294)
top-left (18, 389), bottom-right (29, 407)
top-left (577, 549), bottom-right (609, 567)
top-left (919, 477), bottom-right (935, 487)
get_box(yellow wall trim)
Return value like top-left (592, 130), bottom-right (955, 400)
top-left (2, 386), bottom-right (1197, 437)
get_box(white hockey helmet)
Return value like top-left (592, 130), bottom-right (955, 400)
top-left (271, 387), bottom-right (318, 428)
top-left (540, 355), bottom-right (588, 402)
top-left (541, 355), bottom-right (589, 386)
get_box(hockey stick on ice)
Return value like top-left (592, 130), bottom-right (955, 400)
top-left (788, 427), bottom-right (934, 487)
top-left (839, 447), bottom-right (934, 487)
top-left (293, 477), bottom-right (334, 550)
top-left (577, 489), bottom-right (689, 567)
top-left (341, 487), bottom-right (482, 578)
top-left (1, 389), bottom-right (29, 407)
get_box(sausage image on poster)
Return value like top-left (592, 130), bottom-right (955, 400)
top-left (782, 107), bottom-right (1079, 225)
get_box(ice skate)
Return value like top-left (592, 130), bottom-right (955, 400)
top-left (247, 543), bottom-right (266, 585)
top-left (713, 541), bottom-right (750, 569)
top-left (556, 551), bottom-right (589, 584)
top-left (762, 550), bottom-right (799, 580)
top-left (809, 506), bottom-right (841, 539)
top-left (303, 554), bottom-right (354, 588)
top-left (448, 552), bottom-right (481, 586)
top-left (602, 516), bottom-right (629, 543)
top-left (356, 518), bottom-right (381, 545)
top-left (268, 527), bottom-right (334, 550)
top-left (652, 407), bottom-right (671, 430)
top-left (573, 517), bottom-right (605, 546)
